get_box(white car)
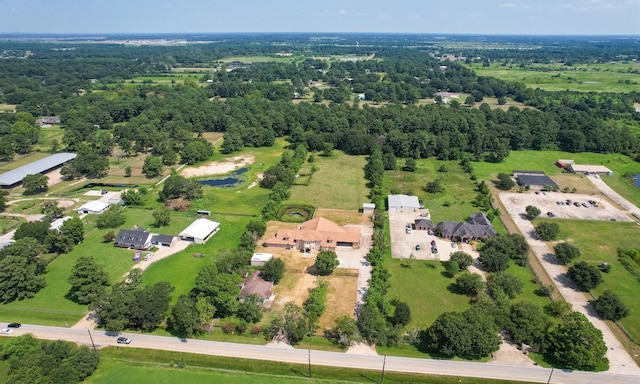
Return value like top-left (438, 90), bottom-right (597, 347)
top-left (143, 253), bottom-right (154, 261)
top-left (0, 328), bottom-right (13, 334)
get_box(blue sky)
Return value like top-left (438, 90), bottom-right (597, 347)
top-left (0, 0), bottom-right (638, 35)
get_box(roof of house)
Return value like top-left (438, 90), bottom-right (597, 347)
top-left (436, 212), bottom-right (496, 239)
top-left (115, 228), bottom-right (152, 248)
top-left (387, 194), bottom-right (420, 209)
top-left (0, 152), bottom-right (76, 186)
top-left (150, 234), bottom-right (175, 244)
top-left (414, 218), bottom-right (434, 227)
top-left (36, 116), bottom-right (61, 125)
top-left (516, 174), bottom-right (558, 187)
top-left (251, 253), bottom-right (273, 263)
top-left (179, 218), bottom-right (220, 240)
top-left (363, 203), bottom-right (376, 209)
top-left (77, 200), bottom-right (110, 212)
top-left (50, 216), bottom-right (72, 230)
top-left (265, 217), bottom-right (361, 248)
top-left (240, 271), bottom-right (274, 299)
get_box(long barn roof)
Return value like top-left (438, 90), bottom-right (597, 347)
top-left (0, 153), bottom-right (76, 186)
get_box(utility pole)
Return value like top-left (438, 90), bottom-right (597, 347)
top-left (87, 330), bottom-right (96, 350)
top-left (380, 354), bottom-right (387, 384)
top-left (308, 349), bottom-right (311, 378)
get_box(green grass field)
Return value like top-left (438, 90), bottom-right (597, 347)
top-left (288, 151), bottom-right (368, 210)
top-left (87, 347), bottom-right (528, 384)
top-left (34, 126), bottom-right (64, 152)
top-left (387, 259), bottom-right (471, 330)
top-left (466, 62), bottom-right (640, 93)
top-left (538, 219), bottom-right (640, 342)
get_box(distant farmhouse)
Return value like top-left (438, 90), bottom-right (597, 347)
top-left (0, 153), bottom-right (76, 189)
top-left (388, 194), bottom-right (421, 213)
top-left (35, 116), bottom-right (61, 127)
top-left (436, 212), bottom-right (496, 242)
top-left (114, 227), bottom-right (177, 250)
top-left (264, 217), bottom-right (361, 252)
top-left (513, 170), bottom-right (558, 190)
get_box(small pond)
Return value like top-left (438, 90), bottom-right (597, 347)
top-left (634, 174), bottom-right (640, 189)
top-left (233, 167), bottom-right (249, 175)
top-left (200, 177), bottom-right (240, 187)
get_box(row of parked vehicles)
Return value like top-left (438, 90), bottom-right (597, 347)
top-left (557, 199), bottom-right (598, 208)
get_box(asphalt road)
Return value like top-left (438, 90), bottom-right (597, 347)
top-left (3, 324), bottom-right (640, 384)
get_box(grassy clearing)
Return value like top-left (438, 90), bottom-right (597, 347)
top-left (34, 126), bottom-right (64, 152)
top-left (387, 259), bottom-right (471, 330)
top-left (288, 151), bottom-right (368, 210)
top-left (94, 347), bottom-right (527, 384)
top-left (0, 215), bottom-right (21, 234)
top-left (539, 219), bottom-right (640, 342)
top-left (0, 103), bottom-right (16, 112)
top-left (466, 62), bottom-right (640, 93)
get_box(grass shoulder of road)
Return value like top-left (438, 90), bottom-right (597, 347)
top-left (90, 347), bottom-right (529, 384)
top-left (537, 218), bottom-right (640, 344)
top-left (288, 151), bottom-right (368, 211)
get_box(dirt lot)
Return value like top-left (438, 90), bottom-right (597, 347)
top-left (500, 192), bottom-right (633, 222)
top-left (180, 155), bottom-right (254, 177)
top-left (388, 211), bottom-right (479, 261)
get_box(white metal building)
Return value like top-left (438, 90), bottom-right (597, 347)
top-left (251, 252), bottom-right (273, 266)
top-left (179, 218), bottom-right (220, 244)
top-left (387, 194), bottom-right (420, 213)
top-left (76, 200), bottom-right (110, 214)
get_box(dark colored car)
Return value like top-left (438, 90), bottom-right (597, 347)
top-left (431, 247), bottom-right (438, 254)
top-left (7, 323), bottom-right (21, 328)
top-left (547, 212), bottom-right (554, 217)
top-left (430, 240), bottom-right (436, 246)
top-left (415, 244), bottom-right (421, 251)
top-left (117, 337), bottom-right (132, 344)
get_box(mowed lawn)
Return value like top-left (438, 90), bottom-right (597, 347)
top-left (288, 151), bottom-right (368, 210)
top-left (387, 259), bottom-right (471, 330)
top-left (540, 219), bottom-right (640, 342)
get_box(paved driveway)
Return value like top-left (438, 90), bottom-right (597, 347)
top-left (336, 224), bottom-right (373, 308)
top-left (499, 193), bottom-right (640, 374)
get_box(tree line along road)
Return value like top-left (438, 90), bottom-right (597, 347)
top-left (3, 324), bottom-right (640, 384)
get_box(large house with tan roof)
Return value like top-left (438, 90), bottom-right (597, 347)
top-left (263, 217), bottom-right (361, 252)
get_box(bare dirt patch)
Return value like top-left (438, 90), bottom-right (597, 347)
top-left (314, 208), bottom-right (371, 226)
top-left (56, 199), bottom-right (77, 209)
top-left (247, 173), bottom-right (263, 189)
top-left (180, 155), bottom-right (254, 178)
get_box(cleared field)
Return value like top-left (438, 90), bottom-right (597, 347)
top-left (467, 62), bottom-right (640, 93)
top-left (0, 103), bottom-right (16, 112)
top-left (387, 259), bottom-right (471, 329)
top-left (34, 126), bottom-right (64, 151)
top-left (288, 151), bottom-right (368, 210)
top-left (540, 219), bottom-right (640, 344)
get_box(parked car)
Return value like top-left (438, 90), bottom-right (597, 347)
top-left (431, 247), bottom-right (438, 254)
top-left (451, 242), bottom-right (457, 248)
top-left (573, 202), bottom-right (580, 207)
top-left (588, 200), bottom-right (596, 205)
top-left (547, 212), bottom-right (554, 217)
top-left (582, 202), bottom-right (589, 208)
top-left (415, 244), bottom-right (421, 251)
top-left (405, 227), bottom-right (412, 234)
top-left (117, 337), bottom-right (132, 344)
top-left (143, 253), bottom-right (154, 261)
top-left (430, 240), bottom-right (436, 246)
top-left (566, 200), bottom-right (572, 205)
top-left (0, 329), bottom-right (13, 334)
top-left (7, 323), bottom-right (21, 328)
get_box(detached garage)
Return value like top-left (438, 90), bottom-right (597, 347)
top-left (179, 218), bottom-right (220, 244)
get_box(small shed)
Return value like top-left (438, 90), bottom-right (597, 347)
top-left (251, 253), bottom-right (273, 266)
top-left (362, 203), bottom-right (376, 214)
top-left (197, 210), bottom-right (211, 216)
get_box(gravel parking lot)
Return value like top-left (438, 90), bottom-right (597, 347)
top-left (389, 211), bottom-right (477, 261)
top-left (499, 191), bottom-right (633, 222)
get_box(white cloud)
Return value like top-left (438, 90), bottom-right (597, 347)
top-left (337, 9), bottom-right (348, 15)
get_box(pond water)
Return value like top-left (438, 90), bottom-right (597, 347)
top-left (200, 177), bottom-right (240, 187)
top-left (233, 167), bottom-right (249, 175)
top-left (634, 174), bottom-right (640, 188)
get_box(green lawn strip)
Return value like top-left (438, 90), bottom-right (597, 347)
top-left (0, 216), bottom-right (22, 234)
top-left (34, 126), bottom-right (64, 151)
top-left (288, 151), bottom-right (368, 210)
top-left (387, 260), bottom-right (471, 330)
top-left (539, 219), bottom-right (640, 341)
top-left (504, 263), bottom-right (552, 308)
top-left (95, 347), bottom-right (527, 384)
